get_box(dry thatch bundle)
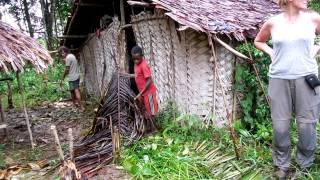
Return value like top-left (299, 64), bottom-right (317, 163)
top-left (73, 72), bottom-right (156, 177)
top-left (0, 21), bottom-right (53, 72)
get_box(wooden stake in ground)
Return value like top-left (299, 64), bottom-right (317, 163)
top-left (68, 128), bottom-right (74, 161)
top-left (50, 125), bottom-right (64, 161)
top-left (52, 126), bottom-right (82, 180)
top-left (17, 72), bottom-right (35, 149)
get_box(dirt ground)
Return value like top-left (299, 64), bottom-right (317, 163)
top-left (0, 100), bottom-right (130, 179)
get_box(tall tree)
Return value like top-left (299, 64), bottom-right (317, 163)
top-left (0, 0), bottom-right (39, 37)
top-left (40, 0), bottom-right (55, 50)
top-left (22, 0), bottom-right (34, 37)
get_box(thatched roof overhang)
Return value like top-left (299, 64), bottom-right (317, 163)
top-left (149, 0), bottom-right (281, 41)
top-left (0, 21), bottom-right (53, 73)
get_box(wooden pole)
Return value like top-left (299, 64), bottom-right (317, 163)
top-left (68, 128), bottom-right (74, 161)
top-left (120, 0), bottom-right (125, 26)
top-left (17, 72), bottom-right (35, 149)
top-left (51, 125), bottom-right (64, 161)
top-left (6, 81), bottom-right (14, 109)
top-left (208, 34), bottom-right (240, 159)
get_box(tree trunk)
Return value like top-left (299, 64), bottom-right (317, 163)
top-left (40, 0), bottom-right (55, 50)
top-left (22, 0), bottom-right (34, 37)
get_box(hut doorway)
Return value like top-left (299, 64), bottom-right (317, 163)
top-left (125, 27), bottom-right (139, 94)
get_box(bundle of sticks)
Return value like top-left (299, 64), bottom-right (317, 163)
top-left (72, 72), bottom-right (157, 176)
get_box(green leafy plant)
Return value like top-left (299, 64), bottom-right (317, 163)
top-left (235, 43), bottom-right (272, 145)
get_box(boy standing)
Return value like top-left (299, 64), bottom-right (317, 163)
top-left (131, 45), bottom-right (158, 116)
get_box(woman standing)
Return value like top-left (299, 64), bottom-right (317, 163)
top-left (254, 0), bottom-right (320, 178)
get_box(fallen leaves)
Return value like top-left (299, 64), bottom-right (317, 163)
top-left (0, 159), bottom-right (49, 179)
top-left (0, 165), bottom-right (22, 179)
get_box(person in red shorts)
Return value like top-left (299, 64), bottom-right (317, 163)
top-left (130, 45), bottom-right (159, 117)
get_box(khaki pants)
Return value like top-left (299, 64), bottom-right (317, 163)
top-left (268, 77), bottom-right (320, 170)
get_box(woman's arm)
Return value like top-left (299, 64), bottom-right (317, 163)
top-left (312, 12), bottom-right (320, 35)
top-left (254, 19), bottom-right (274, 57)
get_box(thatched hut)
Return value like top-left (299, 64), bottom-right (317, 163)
top-left (62, 0), bottom-right (280, 126)
top-left (0, 20), bottom-right (53, 146)
top-left (0, 21), bottom-right (53, 72)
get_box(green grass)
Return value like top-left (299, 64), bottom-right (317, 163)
top-left (120, 106), bottom-right (320, 179)
top-left (120, 107), bottom-right (263, 179)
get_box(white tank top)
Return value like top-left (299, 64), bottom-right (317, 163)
top-left (269, 12), bottom-right (318, 79)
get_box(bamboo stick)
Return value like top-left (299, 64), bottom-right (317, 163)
top-left (213, 36), bottom-right (250, 60)
top-left (17, 72), bottom-right (35, 149)
top-left (68, 128), bottom-right (74, 161)
top-left (51, 125), bottom-right (64, 161)
top-left (208, 33), bottom-right (217, 116)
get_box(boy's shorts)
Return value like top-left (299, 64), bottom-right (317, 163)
top-left (143, 90), bottom-right (159, 115)
top-left (69, 79), bottom-right (80, 91)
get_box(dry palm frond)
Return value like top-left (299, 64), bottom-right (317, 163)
top-left (0, 21), bottom-right (52, 72)
top-left (59, 160), bottom-right (82, 180)
top-left (192, 141), bottom-right (254, 179)
top-left (73, 72), bottom-right (156, 177)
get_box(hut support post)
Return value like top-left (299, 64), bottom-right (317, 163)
top-left (17, 72), bottom-right (35, 149)
top-left (208, 34), bottom-right (240, 159)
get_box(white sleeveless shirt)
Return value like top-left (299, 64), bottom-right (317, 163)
top-left (269, 12), bottom-right (318, 79)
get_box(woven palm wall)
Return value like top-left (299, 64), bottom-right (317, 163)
top-left (79, 18), bottom-right (123, 97)
top-left (132, 12), bottom-right (236, 125)
top-left (132, 12), bottom-right (174, 107)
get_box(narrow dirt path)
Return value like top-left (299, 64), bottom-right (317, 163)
top-left (0, 101), bottom-right (130, 179)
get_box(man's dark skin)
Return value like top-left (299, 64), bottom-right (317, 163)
top-left (59, 50), bottom-right (83, 110)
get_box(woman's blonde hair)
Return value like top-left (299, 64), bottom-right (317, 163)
top-left (277, 0), bottom-right (288, 7)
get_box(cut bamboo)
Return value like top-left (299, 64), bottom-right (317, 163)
top-left (50, 125), bottom-right (64, 161)
top-left (68, 128), bottom-right (74, 161)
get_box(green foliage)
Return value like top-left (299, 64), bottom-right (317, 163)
top-left (235, 43), bottom-right (272, 144)
top-left (0, 60), bottom-right (69, 109)
top-left (310, 0), bottom-right (320, 12)
top-left (26, 147), bottom-right (44, 161)
top-left (56, 0), bottom-right (72, 25)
